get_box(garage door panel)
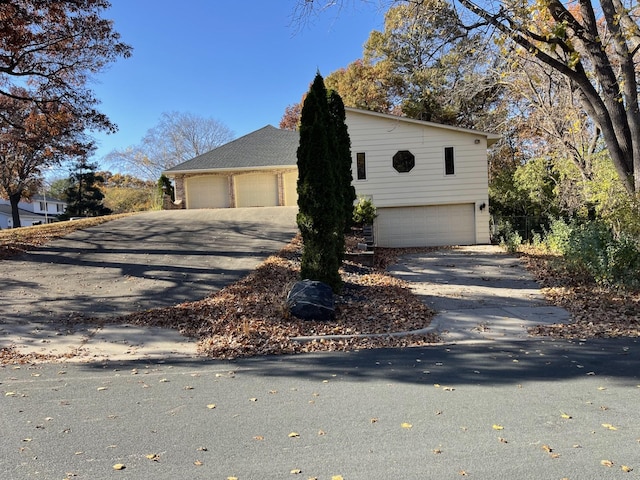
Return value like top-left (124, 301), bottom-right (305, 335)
top-left (375, 204), bottom-right (475, 248)
top-left (186, 176), bottom-right (229, 209)
top-left (235, 173), bottom-right (278, 207)
top-left (283, 171), bottom-right (298, 206)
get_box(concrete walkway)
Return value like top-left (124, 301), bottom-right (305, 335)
top-left (387, 245), bottom-right (571, 343)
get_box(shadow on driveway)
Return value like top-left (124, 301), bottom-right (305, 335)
top-left (0, 208), bottom-right (298, 323)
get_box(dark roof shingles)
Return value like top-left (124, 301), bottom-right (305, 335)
top-left (165, 125), bottom-right (299, 172)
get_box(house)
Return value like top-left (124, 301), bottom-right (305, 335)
top-left (0, 194), bottom-right (67, 229)
top-left (164, 107), bottom-right (499, 248)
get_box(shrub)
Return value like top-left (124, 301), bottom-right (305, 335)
top-left (352, 196), bottom-right (377, 226)
top-left (497, 221), bottom-right (522, 253)
top-left (605, 233), bottom-right (640, 288)
top-left (543, 218), bottom-right (573, 253)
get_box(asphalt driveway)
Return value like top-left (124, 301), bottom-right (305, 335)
top-left (0, 207), bottom-right (298, 323)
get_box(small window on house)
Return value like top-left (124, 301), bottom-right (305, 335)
top-left (57, 204), bottom-right (64, 212)
top-left (356, 152), bottom-right (366, 180)
top-left (393, 150), bottom-right (415, 173)
top-left (39, 202), bottom-right (46, 210)
top-left (444, 147), bottom-right (455, 175)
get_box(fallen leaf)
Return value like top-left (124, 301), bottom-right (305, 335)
top-left (498, 437), bottom-right (508, 444)
top-left (560, 413), bottom-right (572, 419)
top-left (290, 469), bottom-right (302, 474)
top-left (253, 435), bottom-right (264, 441)
top-left (207, 404), bottom-right (216, 409)
top-left (97, 387), bottom-right (108, 391)
top-left (597, 386), bottom-right (606, 391)
top-left (331, 476), bottom-right (344, 480)
top-left (542, 445), bottom-right (553, 453)
top-left (318, 430), bottom-right (326, 436)
top-left (442, 386), bottom-right (455, 391)
top-left (433, 448), bottom-right (443, 454)
top-left (370, 418), bottom-right (379, 423)
top-left (433, 383), bottom-right (441, 388)
top-left (492, 424), bottom-right (504, 430)
top-left (194, 460), bottom-right (203, 466)
top-left (550, 453), bottom-right (561, 459)
top-left (459, 470), bottom-right (469, 476)
top-left (227, 477), bottom-right (238, 480)
top-left (601, 460), bottom-right (614, 467)
top-left (401, 422), bottom-right (413, 429)
top-left (5, 392), bottom-right (16, 397)
top-left (184, 385), bottom-right (194, 390)
top-left (197, 446), bottom-right (208, 451)
top-left (112, 464), bottom-right (125, 470)
top-left (288, 432), bottom-right (300, 438)
top-left (602, 423), bottom-right (618, 430)
top-left (249, 398), bottom-right (258, 402)
top-left (621, 465), bottom-right (633, 472)
top-left (146, 454), bottom-right (160, 461)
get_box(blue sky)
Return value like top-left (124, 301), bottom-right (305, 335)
top-left (89, 0), bottom-right (385, 169)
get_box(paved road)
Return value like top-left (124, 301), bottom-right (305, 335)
top-left (1, 338), bottom-right (638, 479)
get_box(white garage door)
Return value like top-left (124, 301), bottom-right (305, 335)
top-left (283, 171), bottom-right (298, 206)
top-left (235, 173), bottom-right (278, 207)
top-left (375, 204), bottom-right (476, 248)
top-left (186, 175), bottom-right (229, 209)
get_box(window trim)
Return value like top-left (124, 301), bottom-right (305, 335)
top-left (444, 146), bottom-right (455, 176)
top-left (356, 152), bottom-right (367, 180)
top-left (392, 150), bottom-right (415, 173)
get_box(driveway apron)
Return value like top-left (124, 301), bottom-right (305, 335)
top-left (388, 245), bottom-right (571, 342)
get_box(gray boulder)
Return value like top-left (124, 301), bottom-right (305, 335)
top-left (286, 280), bottom-right (335, 321)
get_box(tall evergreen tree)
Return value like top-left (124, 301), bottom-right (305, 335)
top-left (297, 73), bottom-right (342, 291)
top-left (327, 89), bottom-right (357, 235)
top-left (64, 159), bottom-right (112, 218)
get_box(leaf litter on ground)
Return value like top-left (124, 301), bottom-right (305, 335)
top-left (2, 217), bottom-right (639, 364)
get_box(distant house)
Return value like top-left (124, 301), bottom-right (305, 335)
top-left (0, 194), bottom-right (67, 229)
top-left (164, 107), bottom-right (499, 248)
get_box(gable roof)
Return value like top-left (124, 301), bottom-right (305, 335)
top-left (164, 108), bottom-right (501, 176)
top-left (344, 107), bottom-right (501, 146)
top-left (164, 125), bottom-right (299, 174)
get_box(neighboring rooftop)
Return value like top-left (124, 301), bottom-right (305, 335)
top-left (165, 125), bottom-right (299, 173)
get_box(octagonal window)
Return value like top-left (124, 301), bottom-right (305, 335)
top-left (393, 150), bottom-right (415, 173)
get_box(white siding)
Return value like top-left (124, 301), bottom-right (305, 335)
top-left (186, 175), bottom-right (229, 209)
top-left (235, 173), bottom-right (278, 207)
top-left (375, 204), bottom-right (476, 248)
top-left (347, 110), bottom-right (489, 208)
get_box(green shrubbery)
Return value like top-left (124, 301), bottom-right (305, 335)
top-left (352, 196), bottom-right (377, 226)
top-left (496, 221), bottom-right (522, 253)
top-left (540, 219), bottom-right (640, 289)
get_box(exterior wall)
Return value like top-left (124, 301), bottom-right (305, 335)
top-left (172, 168), bottom-right (297, 210)
top-left (346, 109), bottom-right (490, 244)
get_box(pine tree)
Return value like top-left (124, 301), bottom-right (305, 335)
top-left (297, 73), bottom-right (342, 292)
top-left (64, 160), bottom-right (112, 218)
top-left (327, 90), bottom-right (357, 235)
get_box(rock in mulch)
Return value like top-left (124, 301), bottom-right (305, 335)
top-left (286, 280), bottom-right (335, 321)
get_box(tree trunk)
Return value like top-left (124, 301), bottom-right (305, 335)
top-left (9, 190), bottom-right (22, 228)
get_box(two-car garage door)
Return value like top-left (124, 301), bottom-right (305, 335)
top-left (375, 204), bottom-right (476, 248)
